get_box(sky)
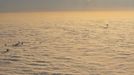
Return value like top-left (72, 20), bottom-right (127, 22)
top-left (0, 0), bottom-right (134, 12)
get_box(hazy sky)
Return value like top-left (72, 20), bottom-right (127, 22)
top-left (0, 0), bottom-right (134, 12)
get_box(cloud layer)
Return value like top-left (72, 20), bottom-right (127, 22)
top-left (0, 0), bottom-right (134, 12)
